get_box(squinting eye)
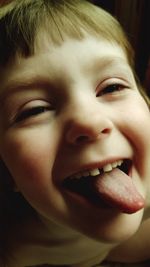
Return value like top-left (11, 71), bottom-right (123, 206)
top-left (15, 106), bottom-right (52, 122)
top-left (97, 84), bottom-right (125, 97)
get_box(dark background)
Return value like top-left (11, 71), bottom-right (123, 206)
top-left (91, 0), bottom-right (150, 96)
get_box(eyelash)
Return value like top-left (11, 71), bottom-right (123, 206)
top-left (14, 83), bottom-right (127, 122)
top-left (15, 106), bottom-right (51, 122)
top-left (97, 83), bottom-right (126, 97)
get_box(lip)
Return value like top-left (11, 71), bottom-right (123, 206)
top-left (63, 184), bottom-right (113, 212)
top-left (62, 157), bottom-right (131, 181)
top-left (62, 158), bottom-right (133, 212)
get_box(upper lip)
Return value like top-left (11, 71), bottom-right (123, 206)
top-left (62, 157), bottom-right (131, 181)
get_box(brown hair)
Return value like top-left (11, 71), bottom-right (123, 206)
top-left (0, 0), bottom-right (134, 65)
top-left (0, 0), bottom-right (149, 105)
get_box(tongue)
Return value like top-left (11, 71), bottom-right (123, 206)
top-left (93, 168), bottom-right (145, 214)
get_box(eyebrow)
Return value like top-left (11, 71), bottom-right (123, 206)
top-left (0, 76), bottom-right (52, 103)
top-left (0, 56), bottom-right (131, 104)
top-left (89, 56), bottom-right (130, 73)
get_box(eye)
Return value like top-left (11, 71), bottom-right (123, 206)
top-left (15, 105), bottom-right (52, 123)
top-left (97, 83), bottom-right (126, 97)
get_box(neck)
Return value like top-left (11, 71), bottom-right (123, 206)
top-left (36, 214), bottom-right (112, 266)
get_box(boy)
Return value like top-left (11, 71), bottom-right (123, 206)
top-left (0, 0), bottom-right (150, 266)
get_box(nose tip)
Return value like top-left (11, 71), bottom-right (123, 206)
top-left (65, 119), bottom-right (112, 145)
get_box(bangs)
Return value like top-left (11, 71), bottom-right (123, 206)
top-left (0, 0), bottom-right (134, 67)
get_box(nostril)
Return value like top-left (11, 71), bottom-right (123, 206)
top-left (66, 117), bottom-right (112, 145)
top-left (76, 135), bottom-right (89, 144)
top-left (101, 128), bottom-right (111, 134)
top-left (67, 127), bottom-right (112, 145)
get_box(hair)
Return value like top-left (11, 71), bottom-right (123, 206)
top-left (0, 0), bottom-right (134, 64)
top-left (0, 0), bottom-right (149, 105)
top-left (0, 0), bottom-right (149, 265)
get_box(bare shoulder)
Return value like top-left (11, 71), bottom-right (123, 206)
top-left (106, 218), bottom-right (150, 263)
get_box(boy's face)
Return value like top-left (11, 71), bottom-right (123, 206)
top-left (0, 35), bottom-right (150, 243)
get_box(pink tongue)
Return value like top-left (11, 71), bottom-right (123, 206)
top-left (94, 168), bottom-right (145, 214)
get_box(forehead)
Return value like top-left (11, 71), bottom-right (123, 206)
top-left (34, 31), bottom-right (127, 64)
top-left (0, 35), bottom-right (130, 93)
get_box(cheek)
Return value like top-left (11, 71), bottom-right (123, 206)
top-left (120, 97), bottom-right (150, 150)
top-left (115, 95), bottom-right (150, 175)
top-left (131, 112), bottom-right (150, 153)
top-left (0, 129), bottom-right (59, 189)
top-left (2, 133), bottom-right (68, 222)
top-left (123, 100), bottom-right (150, 175)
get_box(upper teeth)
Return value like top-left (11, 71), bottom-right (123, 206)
top-left (71, 160), bottom-right (123, 179)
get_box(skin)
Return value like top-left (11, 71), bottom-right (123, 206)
top-left (0, 35), bottom-right (150, 264)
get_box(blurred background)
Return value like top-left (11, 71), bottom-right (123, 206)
top-left (91, 0), bottom-right (150, 97)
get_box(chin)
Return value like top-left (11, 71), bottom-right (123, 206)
top-left (77, 209), bottom-right (144, 244)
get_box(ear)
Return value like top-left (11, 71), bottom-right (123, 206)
top-left (0, 159), bottom-right (19, 192)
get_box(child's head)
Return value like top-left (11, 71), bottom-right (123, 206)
top-left (0, 0), bottom-right (150, 247)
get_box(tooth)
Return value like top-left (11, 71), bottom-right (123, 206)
top-left (89, 168), bottom-right (100, 176)
top-left (71, 160), bottom-right (124, 180)
top-left (111, 161), bottom-right (118, 168)
top-left (117, 160), bottom-right (123, 166)
top-left (103, 164), bottom-right (112, 172)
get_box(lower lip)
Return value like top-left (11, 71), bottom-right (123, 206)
top-left (63, 187), bottom-right (117, 214)
top-left (63, 163), bottom-right (133, 213)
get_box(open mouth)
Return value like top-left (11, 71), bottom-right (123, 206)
top-left (62, 159), bottom-right (132, 207)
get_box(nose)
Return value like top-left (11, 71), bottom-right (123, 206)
top-left (65, 103), bottom-right (113, 145)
